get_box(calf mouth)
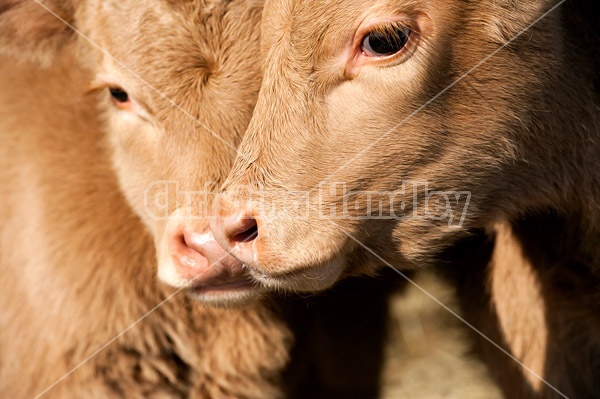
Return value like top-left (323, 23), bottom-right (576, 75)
top-left (246, 255), bottom-right (347, 293)
top-left (185, 270), bottom-right (265, 306)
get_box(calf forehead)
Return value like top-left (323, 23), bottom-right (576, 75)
top-left (94, 0), bottom-right (261, 129)
top-left (265, 0), bottom-right (361, 56)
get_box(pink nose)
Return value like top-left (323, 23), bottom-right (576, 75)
top-left (170, 228), bottom-right (244, 283)
top-left (210, 195), bottom-right (260, 266)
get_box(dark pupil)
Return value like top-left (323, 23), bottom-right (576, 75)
top-left (109, 87), bottom-right (129, 103)
top-left (366, 27), bottom-right (409, 55)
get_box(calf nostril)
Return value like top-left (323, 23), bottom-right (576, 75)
top-left (181, 233), bottom-right (191, 249)
top-left (231, 217), bottom-right (258, 244)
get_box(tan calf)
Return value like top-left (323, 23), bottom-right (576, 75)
top-left (212, 0), bottom-right (600, 397)
top-left (0, 0), bottom-right (292, 397)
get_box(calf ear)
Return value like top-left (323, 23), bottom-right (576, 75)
top-left (0, 0), bottom-right (75, 65)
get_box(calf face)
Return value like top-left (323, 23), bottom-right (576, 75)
top-left (211, 0), bottom-right (591, 291)
top-left (80, 0), bottom-right (265, 305)
top-left (0, 0), bottom-right (265, 305)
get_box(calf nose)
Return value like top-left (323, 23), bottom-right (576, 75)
top-left (211, 194), bottom-right (260, 265)
top-left (171, 228), bottom-right (242, 282)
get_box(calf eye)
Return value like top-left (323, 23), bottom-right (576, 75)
top-left (109, 87), bottom-right (129, 103)
top-left (361, 24), bottom-right (411, 57)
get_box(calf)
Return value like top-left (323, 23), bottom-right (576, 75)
top-left (212, 0), bottom-right (600, 397)
top-left (0, 0), bottom-right (293, 397)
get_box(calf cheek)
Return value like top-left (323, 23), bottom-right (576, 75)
top-left (107, 116), bottom-right (163, 233)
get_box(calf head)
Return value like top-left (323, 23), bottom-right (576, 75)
top-left (1, 0), bottom-right (265, 305)
top-left (80, 0), bottom-right (266, 305)
top-left (212, 0), bottom-right (592, 291)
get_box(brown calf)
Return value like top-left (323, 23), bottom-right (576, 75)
top-left (0, 1), bottom-right (292, 397)
top-left (212, 0), bottom-right (600, 397)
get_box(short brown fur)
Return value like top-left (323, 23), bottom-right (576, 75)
top-left (0, 1), bottom-right (293, 397)
top-left (215, 0), bottom-right (600, 397)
